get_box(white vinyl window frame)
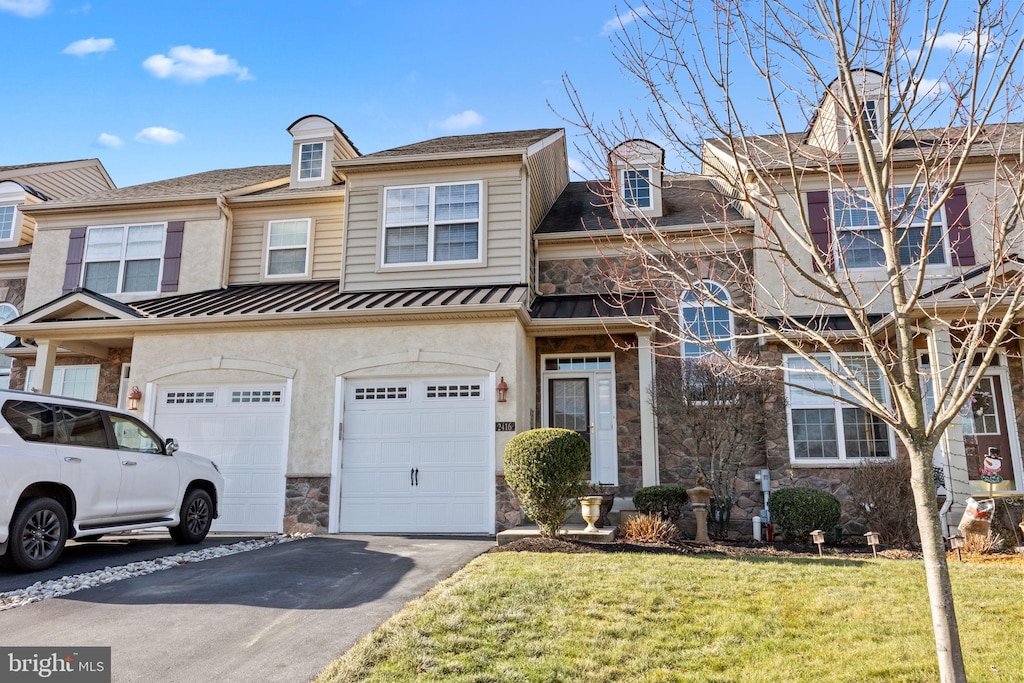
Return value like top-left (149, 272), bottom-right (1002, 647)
top-left (679, 281), bottom-right (734, 359)
top-left (784, 353), bottom-right (897, 466)
top-left (81, 223), bottom-right (166, 295)
top-left (620, 168), bottom-right (652, 209)
top-left (380, 181), bottom-right (483, 268)
top-left (264, 218), bottom-right (312, 279)
top-left (831, 186), bottom-right (949, 270)
top-left (25, 365), bottom-right (101, 401)
top-left (0, 204), bottom-right (19, 242)
top-left (298, 141), bottom-right (325, 181)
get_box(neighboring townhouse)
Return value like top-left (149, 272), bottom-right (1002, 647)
top-left (0, 159), bottom-right (115, 389)
top-left (3, 116), bottom-right (675, 536)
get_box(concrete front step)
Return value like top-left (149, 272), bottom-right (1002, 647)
top-left (496, 524), bottom-right (618, 546)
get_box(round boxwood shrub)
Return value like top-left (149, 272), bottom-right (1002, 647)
top-left (768, 487), bottom-right (842, 543)
top-left (632, 485), bottom-right (689, 522)
top-left (503, 428), bottom-right (590, 538)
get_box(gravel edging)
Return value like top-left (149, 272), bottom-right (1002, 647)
top-left (0, 534), bottom-right (308, 612)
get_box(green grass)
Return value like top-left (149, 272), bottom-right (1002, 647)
top-left (316, 551), bottom-right (1024, 682)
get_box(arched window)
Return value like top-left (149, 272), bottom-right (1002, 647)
top-left (680, 282), bottom-right (733, 358)
top-left (0, 303), bottom-right (18, 390)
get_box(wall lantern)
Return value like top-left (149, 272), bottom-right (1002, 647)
top-left (864, 531), bottom-right (881, 559)
top-left (496, 376), bottom-right (509, 403)
top-left (127, 386), bottom-right (142, 411)
top-left (948, 531), bottom-right (965, 563)
top-left (810, 529), bottom-right (826, 557)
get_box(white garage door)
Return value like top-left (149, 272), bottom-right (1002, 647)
top-left (340, 378), bottom-right (492, 533)
top-left (153, 385), bottom-right (287, 532)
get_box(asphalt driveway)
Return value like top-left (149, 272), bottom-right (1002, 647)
top-left (1, 534), bottom-right (492, 682)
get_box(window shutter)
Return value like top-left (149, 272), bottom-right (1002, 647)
top-left (944, 184), bottom-right (975, 267)
top-left (62, 227), bottom-right (87, 294)
top-left (806, 191), bottom-right (833, 272)
top-left (161, 221), bottom-right (185, 292)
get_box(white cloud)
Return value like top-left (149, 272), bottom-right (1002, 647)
top-left (142, 45), bottom-right (253, 83)
top-left (135, 127), bottom-right (184, 145)
top-left (932, 31), bottom-right (990, 52)
top-left (601, 7), bottom-right (650, 36)
top-left (568, 157), bottom-right (590, 178)
top-left (439, 110), bottom-right (484, 132)
top-left (917, 77), bottom-right (949, 96)
top-left (95, 133), bottom-right (123, 148)
top-left (0, 0), bottom-right (49, 17)
top-left (63, 37), bottom-right (115, 57)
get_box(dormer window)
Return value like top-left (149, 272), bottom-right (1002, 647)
top-left (298, 142), bottom-right (325, 181)
top-left (622, 169), bottom-right (652, 209)
top-left (0, 205), bottom-right (16, 240)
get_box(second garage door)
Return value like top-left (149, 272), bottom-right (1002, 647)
top-left (340, 378), bottom-right (492, 533)
top-left (153, 385), bottom-right (288, 532)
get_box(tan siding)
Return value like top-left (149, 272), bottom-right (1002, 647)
top-left (342, 166), bottom-right (526, 291)
top-left (228, 199), bottom-right (345, 284)
top-left (526, 138), bottom-right (569, 231)
top-left (20, 166), bottom-right (114, 200)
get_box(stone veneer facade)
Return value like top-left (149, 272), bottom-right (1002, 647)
top-left (11, 347), bottom-right (132, 406)
top-left (495, 475), bottom-right (523, 532)
top-left (284, 475), bottom-right (331, 534)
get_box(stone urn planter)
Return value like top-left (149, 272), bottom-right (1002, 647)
top-left (579, 495), bottom-right (604, 532)
top-left (686, 483), bottom-right (713, 544)
top-left (587, 483), bottom-right (617, 528)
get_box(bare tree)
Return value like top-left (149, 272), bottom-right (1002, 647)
top-left (563, 2), bottom-right (1024, 681)
top-left (653, 356), bottom-right (779, 536)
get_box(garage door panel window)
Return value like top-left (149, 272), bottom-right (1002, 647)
top-left (354, 386), bottom-right (409, 401)
top-left (232, 389), bottom-right (283, 404)
top-left (165, 390), bottom-right (216, 405)
top-left (425, 383), bottom-right (482, 399)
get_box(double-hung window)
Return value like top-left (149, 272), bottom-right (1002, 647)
top-left (299, 142), bottom-right (325, 181)
top-left (0, 205), bottom-right (17, 241)
top-left (622, 169), bottom-right (651, 208)
top-left (383, 182), bottom-right (481, 265)
top-left (266, 219), bottom-right (311, 277)
top-left (785, 354), bottom-right (893, 463)
top-left (832, 187), bottom-right (946, 269)
top-left (83, 224), bottom-right (165, 294)
top-left (680, 281), bottom-right (733, 359)
top-left (25, 365), bottom-right (100, 401)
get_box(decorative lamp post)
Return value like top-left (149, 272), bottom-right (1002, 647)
top-left (810, 529), bottom-right (825, 557)
top-left (687, 475), bottom-right (713, 544)
top-left (948, 531), bottom-right (965, 563)
top-left (864, 531), bottom-right (881, 559)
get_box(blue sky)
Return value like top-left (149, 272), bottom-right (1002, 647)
top-left (0, 0), bottom-right (653, 187)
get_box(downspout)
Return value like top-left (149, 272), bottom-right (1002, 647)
top-left (217, 194), bottom-right (233, 289)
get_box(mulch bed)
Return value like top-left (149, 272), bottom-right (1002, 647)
top-left (491, 536), bottom-right (1023, 563)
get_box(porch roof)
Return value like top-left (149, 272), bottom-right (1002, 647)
top-left (530, 292), bottom-right (658, 319)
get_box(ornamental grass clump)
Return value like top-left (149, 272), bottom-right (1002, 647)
top-left (768, 487), bottom-right (841, 544)
top-left (622, 512), bottom-right (680, 543)
top-left (503, 428), bottom-right (590, 538)
top-left (632, 485), bottom-right (689, 522)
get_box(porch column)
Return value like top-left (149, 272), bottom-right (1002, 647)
top-left (924, 323), bottom-right (971, 523)
top-left (637, 330), bottom-right (659, 486)
top-left (30, 339), bottom-right (58, 394)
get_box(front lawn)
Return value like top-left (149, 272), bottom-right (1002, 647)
top-left (316, 548), bottom-right (1023, 682)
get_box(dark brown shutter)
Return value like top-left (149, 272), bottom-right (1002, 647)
top-left (161, 221), bottom-right (185, 292)
top-left (944, 184), bottom-right (975, 267)
top-left (806, 191), bottom-right (833, 272)
top-left (62, 227), bottom-right (87, 294)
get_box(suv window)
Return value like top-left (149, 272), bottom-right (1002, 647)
top-left (2, 400), bottom-right (56, 443)
top-left (56, 406), bottom-right (110, 449)
top-left (110, 414), bottom-right (163, 453)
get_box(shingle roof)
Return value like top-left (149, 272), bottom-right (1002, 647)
top-left (530, 292), bottom-right (658, 319)
top-left (0, 161), bottom-right (89, 173)
top-left (358, 129), bottom-right (561, 160)
top-left (535, 176), bottom-right (744, 234)
top-left (35, 165), bottom-right (290, 206)
top-left (705, 122), bottom-right (1024, 171)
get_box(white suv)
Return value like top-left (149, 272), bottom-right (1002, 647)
top-left (0, 390), bottom-right (224, 572)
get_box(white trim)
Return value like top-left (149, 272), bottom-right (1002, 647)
top-left (82, 222), bottom-right (167, 295)
top-left (0, 203), bottom-right (20, 244)
top-left (637, 331), bottom-right (659, 487)
top-left (264, 217), bottom-right (312, 279)
top-left (487, 370), bottom-right (497, 534)
top-left (25, 364), bottom-right (101, 401)
top-left (146, 356), bottom-right (297, 381)
top-left (278, 378), bottom-right (293, 533)
top-left (380, 180), bottom-right (484, 268)
top-left (297, 141), bottom-right (326, 181)
top-left (976, 364), bottom-right (1023, 494)
top-left (619, 168), bottom-right (652, 209)
top-left (329, 375), bottom-right (343, 533)
top-left (333, 348), bottom-right (499, 376)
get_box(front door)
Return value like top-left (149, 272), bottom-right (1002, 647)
top-left (963, 373), bottom-right (1018, 492)
top-left (543, 355), bottom-right (617, 484)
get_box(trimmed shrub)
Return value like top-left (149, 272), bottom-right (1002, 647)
top-left (622, 512), bottom-right (679, 543)
top-left (503, 428), bottom-right (590, 538)
top-left (768, 487), bottom-right (841, 543)
top-left (633, 485), bottom-right (689, 522)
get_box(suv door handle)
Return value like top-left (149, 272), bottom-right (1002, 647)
top-left (63, 456), bottom-right (81, 463)
top-left (122, 460), bottom-right (137, 466)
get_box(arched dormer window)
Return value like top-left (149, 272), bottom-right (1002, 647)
top-left (680, 281), bottom-right (733, 358)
